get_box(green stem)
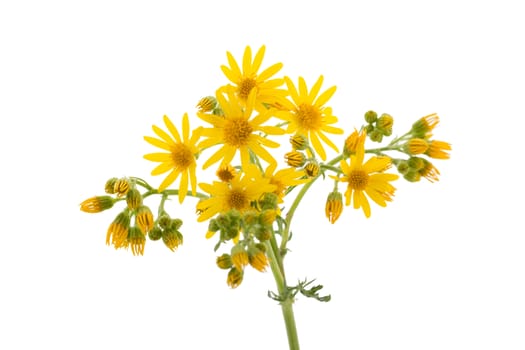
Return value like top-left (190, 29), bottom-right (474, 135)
top-left (266, 239), bottom-right (300, 350)
top-left (280, 154), bottom-right (343, 252)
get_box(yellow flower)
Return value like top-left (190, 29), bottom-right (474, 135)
top-left (135, 206), bottom-right (154, 234)
top-left (127, 227), bottom-right (146, 256)
top-left (284, 150), bottom-right (306, 167)
top-left (276, 75), bottom-right (344, 160)
top-left (335, 133), bottom-right (399, 218)
top-left (227, 267), bottom-right (244, 289)
top-left (198, 89), bottom-right (285, 170)
top-left (196, 165), bottom-right (276, 222)
top-left (263, 163), bottom-right (309, 203)
top-left (143, 113), bottom-right (202, 203)
top-left (220, 45), bottom-right (287, 108)
top-left (425, 140), bottom-right (451, 159)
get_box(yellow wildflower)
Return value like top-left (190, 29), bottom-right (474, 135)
top-left (198, 89), bottom-right (285, 170)
top-left (196, 165), bottom-right (276, 222)
top-left (425, 140), bottom-right (451, 159)
top-left (335, 132), bottom-right (399, 218)
top-left (220, 45), bottom-right (287, 108)
top-left (144, 113), bottom-right (202, 203)
top-left (276, 75), bottom-right (344, 160)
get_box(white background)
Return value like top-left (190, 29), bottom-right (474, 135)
top-left (1, 1), bottom-right (524, 349)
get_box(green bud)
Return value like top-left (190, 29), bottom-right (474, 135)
top-left (364, 110), bottom-right (378, 123)
top-left (148, 226), bottom-right (163, 241)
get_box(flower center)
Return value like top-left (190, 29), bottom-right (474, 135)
top-left (348, 170), bottom-right (368, 191)
top-left (227, 189), bottom-right (249, 210)
top-left (238, 78), bottom-right (257, 100)
top-left (170, 143), bottom-right (194, 169)
top-left (223, 118), bottom-right (253, 147)
top-left (296, 103), bottom-right (322, 130)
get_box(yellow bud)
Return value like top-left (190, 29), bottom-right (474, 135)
top-left (231, 244), bottom-right (249, 270)
top-left (106, 211), bottom-right (131, 248)
top-left (289, 134), bottom-right (308, 150)
top-left (325, 191), bottom-right (343, 224)
top-left (377, 113), bottom-right (394, 136)
top-left (125, 188), bottom-right (143, 210)
top-left (162, 227), bottom-right (183, 251)
top-left (404, 138), bottom-right (429, 155)
top-left (196, 96), bottom-right (217, 112)
top-left (113, 178), bottom-right (130, 197)
top-left (216, 254), bottom-right (233, 270)
top-left (285, 150), bottom-right (305, 167)
top-left (304, 162), bottom-right (320, 177)
top-left (104, 177), bottom-right (118, 194)
top-left (425, 140), bottom-right (451, 159)
top-left (411, 113), bottom-right (439, 138)
top-left (136, 206), bottom-right (154, 234)
top-left (248, 247), bottom-right (269, 272)
top-left (80, 196), bottom-right (114, 213)
top-left (227, 267), bottom-right (243, 288)
top-left (128, 226), bottom-right (146, 256)
top-left (419, 158), bottom-right (440, 182)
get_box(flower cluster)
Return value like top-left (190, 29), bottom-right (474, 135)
top-left (81, 45), bottom-right (451, 286)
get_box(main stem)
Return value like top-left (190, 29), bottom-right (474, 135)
top-left (267, 236), bottom-right (300, 350)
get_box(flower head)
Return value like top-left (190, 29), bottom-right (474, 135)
top-left (277, 76), bottom-right (344, 160)
top-left (425, 140), bottom-right (451, 159)
top-left (198, 90), bottom-right (285, 170)
top-left (220, 45), bottom-right (287, 109)
top-left (335, 133), bottom-right (399, 217)
top-left (411, 113), bottom-right (440, 138)
top-left (196, 165), bottom-right (276, 222)
top-left (144, 114), bottom-right (202, 203)
top-left (263, 163), bottom-right (309, 203)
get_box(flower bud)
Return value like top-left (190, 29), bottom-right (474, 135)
top-left (369, 129), bottom-right (383, 142)
top-left (404, 138), bottom-right (429, 155)
top-left (376, 113), bottom-right (394, 136)
top-left (80, 196), bottom-right (114, 213)
top-left (425, 140), bottom-right (451, 159)
top-left (325, 191), bottom-right (343, 224)
top-left (289, 134), bottom-right (308, 150)
top-left (364, 110), bottom-right (378, 123)
top-left (196, 96), bottom-right (217, 112)
top-left (227, 267), bottom-right (243, 288)
top-left (128, 226), bottom-right (146, 256)
top-left (136, 206), bottom-right (154, 234)
top-left (106, 211), bottom-right (131, 248)
top-left (216, 254), bottom-right (233, 270)
top-left (411, 113), bottom-right (439, 138)
top-left (407, 156), bottom-right (425, 170)
top-left (248, 246), bottom-right (269, 272)
top-left (148, 226), bottom-right (163, 241)
top-left (125, 188), bottom-right (142, 210)
top-left (304, 162), bottom-right (320, 177)
top-left (113, 178), bottom-right (130, 197)
top-left (285, 151), bottom-right (305, 167)
top-left (231, 244), bottom-right (249, 270)
top-left (105, 177), bottom-right (118, 194)
top-left (162, 227), bottom-right (183, 251)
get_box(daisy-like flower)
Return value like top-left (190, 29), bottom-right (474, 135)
top-left (276, 75), bottom-right (344, 160)
top-left (197, 89), bottom-right (285, 170)
top-left (220, 45), bottom-right (287, 109)
top-left (143, 113), bottom-right (202, 203)
top-left (263, 163), bottom-right (309, 203)
top-left (335, 132), bottom-right (399, 218)
top-left (196, 165), bottom-right (276, 222)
